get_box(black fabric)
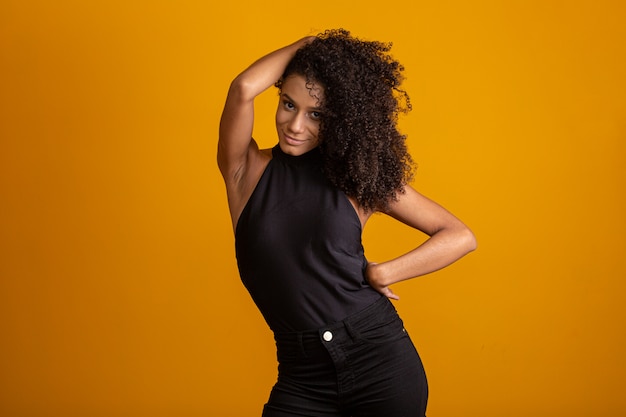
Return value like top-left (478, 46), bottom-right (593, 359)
top-left (264, 296), bottom-right (428, 417)
top-left (235, 145), bottom-right (380, 333)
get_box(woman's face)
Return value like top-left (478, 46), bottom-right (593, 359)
top-left (276, 74), bottom-right (323, 156)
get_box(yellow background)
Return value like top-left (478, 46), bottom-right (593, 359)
top-left (1, 0), bottom-right (624, 416)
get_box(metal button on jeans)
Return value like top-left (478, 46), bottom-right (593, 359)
top-left (322, 331), bottom-right (333, 342)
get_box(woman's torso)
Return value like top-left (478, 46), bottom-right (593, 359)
top-left (234, 145), bottom-right (380, 332)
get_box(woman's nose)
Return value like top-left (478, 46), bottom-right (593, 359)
top-left (288, 113), bottom-right (305, 133)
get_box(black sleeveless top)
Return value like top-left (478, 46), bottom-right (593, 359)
top-left (235, 145), bottom-right (381, 333)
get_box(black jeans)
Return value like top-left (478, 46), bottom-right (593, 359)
top-left (263, 296), bottom-right (428, 417)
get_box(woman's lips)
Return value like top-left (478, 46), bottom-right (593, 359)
top-left (284, 134), bottom-right (305, 145)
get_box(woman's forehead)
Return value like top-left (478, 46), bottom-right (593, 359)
top-left (282, 74), bottom-right (324, 105)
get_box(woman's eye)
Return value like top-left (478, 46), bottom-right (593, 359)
top-left (310, 111), bottom-right (321, 120)
top-left (283, 101), bottom-right (295, 110)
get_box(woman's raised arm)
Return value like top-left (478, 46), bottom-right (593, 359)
top-left (217, 37), bottom-right (313, 183)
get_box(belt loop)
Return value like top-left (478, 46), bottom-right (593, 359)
top-left (297, 332), bottom-right (309, 358)
top-left (344, 321), bottom-right (359, 341)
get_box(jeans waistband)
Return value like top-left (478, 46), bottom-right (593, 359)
top-left (273, 295), bottom-right (398, 347)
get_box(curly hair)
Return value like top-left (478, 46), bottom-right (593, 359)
top-left (275, 29), bottom-right (414, 212)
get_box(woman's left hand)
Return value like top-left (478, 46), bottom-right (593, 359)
top-left (365, 262), bottom-right (400, 300)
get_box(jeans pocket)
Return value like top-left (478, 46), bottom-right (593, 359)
top-left (355, 315), bottom-right (408, 345)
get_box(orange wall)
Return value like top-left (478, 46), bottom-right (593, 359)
top-left (1, 1), bottom-right (625, 416)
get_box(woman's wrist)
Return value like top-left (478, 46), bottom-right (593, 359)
top-left (367, 262), bottom-right (389, 287)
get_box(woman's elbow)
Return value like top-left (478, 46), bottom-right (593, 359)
top-left (229, 75), bottom-right (258, 103)
top-left (460, 225), bottom-right (477, 253)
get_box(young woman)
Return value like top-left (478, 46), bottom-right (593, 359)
top-left (218, 29), bottom-right (476, 417)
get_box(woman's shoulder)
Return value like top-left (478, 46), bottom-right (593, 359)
top-left (224, 139), bottom-right (272, 231)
